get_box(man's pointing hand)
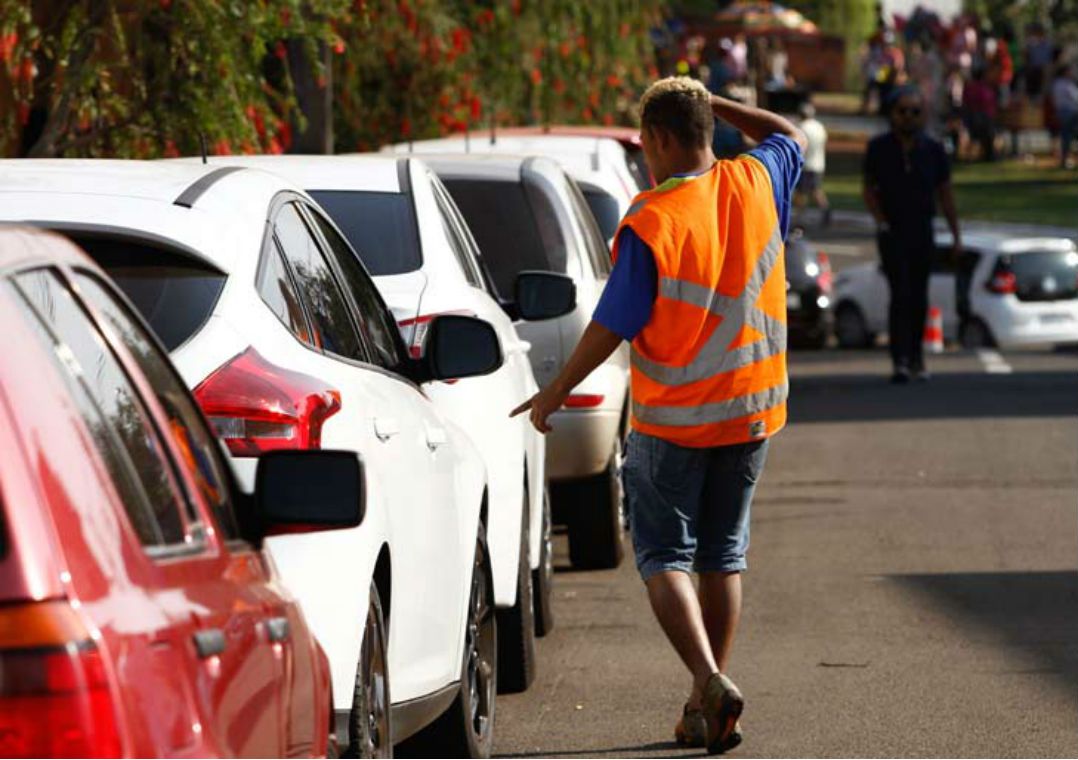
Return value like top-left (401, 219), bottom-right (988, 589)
top-left (510, 384), bottom-right (569, 434)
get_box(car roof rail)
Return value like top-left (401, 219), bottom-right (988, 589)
top-left (173, 166), bottom-right (246, 209)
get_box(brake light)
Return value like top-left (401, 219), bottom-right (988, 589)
top-left (987, 269), bottom-right (1017, 294)
top-left (398, 310), bottom-right (475, 359)
top-left (0, 601), bottom-right (121, 758)
top-left (194, 347), bottom-right (341, 457)
top-left (563, 394), bottom-right (605, 408)
top-left (816, 252), bottom-right (833, 294)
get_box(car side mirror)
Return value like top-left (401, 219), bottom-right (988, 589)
top-left (418, 314), bottom-right (502, 382)
top-left (255, 451), bottom-right (365, 537)
top-left (513, 271), bottom-right (577, 321)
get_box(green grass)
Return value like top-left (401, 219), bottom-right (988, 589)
top-left (824, 153), bottom-right (1077, 228)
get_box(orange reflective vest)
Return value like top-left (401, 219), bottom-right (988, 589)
top-left (612, 156), bottom-right (787, 448)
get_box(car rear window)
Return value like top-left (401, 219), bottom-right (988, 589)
top-left (443, 179), bottom-right (560, 298)
top-left (309, 190), bottom-right (422, 276)
top-left (72, 237), bottom-right (225, 351)
top-left (582, 188), bottom-right (621, 242)
top-left (1003, 250), bottom-right (1078, 302)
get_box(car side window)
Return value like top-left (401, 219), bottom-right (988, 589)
top-left (304, 206), bottom-right (404, 369)
top-left (274, 202), bottom-right (366, 362)
top-left (258, 242), bottom-right (313, 346)
top-left (14, 268), bottom-right (191, 550)
top-left (430, 177), bottom-right (484, 288)
top-left (75, 272), bottom-right (242, 542)
top-left (565, 176), bottom-right (612, 277)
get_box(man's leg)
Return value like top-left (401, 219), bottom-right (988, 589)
top-left (909, 245), bottom-right (932, 372)
top-left (699, 571), bottom-right (742, 673)
top-left (880, 233), bottom-right (911, 372)
top-left (646, 571), bottom-right (721, 703)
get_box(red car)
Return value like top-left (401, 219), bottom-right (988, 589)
top-left (0, 227), bottom-right (364, 758)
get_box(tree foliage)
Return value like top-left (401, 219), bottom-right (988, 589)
top-left (0, 0), bottom-right (664, 158)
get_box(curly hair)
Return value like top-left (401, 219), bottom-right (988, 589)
top-left (639, 76), bottom-right (714, 149)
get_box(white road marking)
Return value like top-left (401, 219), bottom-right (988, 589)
top-left (976, 349), bottom-right (1013, 374)
top-left (818, 242), bottom-right (872, 257)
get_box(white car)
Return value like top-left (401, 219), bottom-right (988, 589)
top-left (185, 154), bottom-right (576, 693)
top-left (0, 160), bottom-right (504, 757)
top-left (414, 153), bottom-right (630, 571)
top-left (834, 232), bottom-right (1078, 349)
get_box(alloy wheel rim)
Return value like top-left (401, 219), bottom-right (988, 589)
top-left (361, 600), bottom-right (389, 758)
top-left (465, 543), bottom-right (495, 743)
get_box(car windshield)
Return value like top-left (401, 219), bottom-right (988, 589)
top-left (442, 178), bottom-right (555, 298)
top-left (1005, 249), bottom-right (1078, 301)
top-left (582, 187), bottom-right (621, 243)
top-left (73, 237), bottom-right (225, 351)
top-left (309, 190), bottom-right (422, 276)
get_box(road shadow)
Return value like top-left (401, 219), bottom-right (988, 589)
top-left (499, 740), bottom-right (690, 758)
top-left (890, 570), bottom-right (1078, 688)
top-left (789, 370), bottom-right (1078, 423)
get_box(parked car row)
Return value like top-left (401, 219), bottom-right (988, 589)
top-left (0, 129), bottom-right (647, 758)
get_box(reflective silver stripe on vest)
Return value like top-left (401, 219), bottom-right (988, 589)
top-left (630, 223), bottom-right (785, 386)
top-left (633, 382), bottom-right (788, 427)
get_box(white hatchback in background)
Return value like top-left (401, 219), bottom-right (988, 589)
top-left (0, 159), bottom-right (504, 758)
top-left (414, 153), bottom-right (630, 571)
top-left (833, 232), bottom-right (1078, 349)
top-left (188, 153), bottom-right (576, 694)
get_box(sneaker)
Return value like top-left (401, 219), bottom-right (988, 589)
top-left (702, 673), bottom-right (744, 755)
top-left (914, 368), bottom-right (931, 382)
top-left (890, 367), bottom-right (911, 384)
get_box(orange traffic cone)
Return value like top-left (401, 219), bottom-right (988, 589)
top-left (923, 306), bottom-right (944, 354)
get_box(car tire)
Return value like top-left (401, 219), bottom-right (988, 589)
top-left (960, 317), bottom-right (995, 349)
top-left (396, 526), bottom-right (497, 759)
top-left (835, 303), bottom-right (873, 349)
top-left (532, 488), bottom-right (555, 638)
top-left (496, 493), bottom-right (536, 694)
top-left (566, 435), bottom-right (625, 570)
top-left (344, 581), bottom-right (391, 759)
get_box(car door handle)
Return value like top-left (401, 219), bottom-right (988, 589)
top-left (373, 417), bottom-right (400, 441)
top-left (193, 628), bottom-right (227, 659)
top-left (426, 426), bottom-right (449, 451)
top-left (266, 616), bottom-right (290, 643)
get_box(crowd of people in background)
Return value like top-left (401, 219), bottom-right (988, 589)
top-left (860, 7), bottom-right (1078, 168)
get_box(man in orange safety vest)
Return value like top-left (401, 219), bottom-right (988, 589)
top-left (513, 76), bottom-right (805, 754)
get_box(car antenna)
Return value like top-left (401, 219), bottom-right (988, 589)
top-left (199, 132), bottom-right (208, 164)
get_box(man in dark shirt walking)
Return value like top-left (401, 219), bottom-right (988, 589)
top-left (863, 86), bottom-right (961, 383)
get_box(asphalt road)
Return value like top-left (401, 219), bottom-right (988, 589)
top-left (493, 344), bottom-right (1078, 758)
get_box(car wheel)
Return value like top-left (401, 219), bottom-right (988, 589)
top-left (960, 317), bottom-right (995, 349)
top-left (496, 490), bottom-right (536, 694)
top-left (567, 434), bottom-right (625, 570)
top-left (835, 303), bottom-right (873, 349)
top-left (397, 526), bottom-right (497, 758)
top-left (344, 581), bottom-right (391, 759)
top-left (532, 488), bottom-right (555, 638)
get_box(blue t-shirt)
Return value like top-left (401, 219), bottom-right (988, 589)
top-left (593, 133), bottom-right (803, 341)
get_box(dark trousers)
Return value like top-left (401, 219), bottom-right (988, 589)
top-left (878, 229), bottom-right (932, 371)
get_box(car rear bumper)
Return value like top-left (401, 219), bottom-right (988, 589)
top-left (546, 408), bottom-right (622, 480)
top-left (981, 300), bottom-right (1078, 347)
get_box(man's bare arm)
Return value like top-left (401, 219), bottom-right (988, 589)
top-left (510, 321), bottom-right (622, 433)
top-left (710, 95), bottom-right (807, 152)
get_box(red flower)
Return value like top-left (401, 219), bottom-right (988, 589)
top-left (213, 139), bottom-right (232, 155)
top-left (280, 7), bottom-right (291, 26)
top-left (602, 113), bottom-right (614, 126)
top-left (451, 28), bottom-right (470, 55)
top-left (529, 68), bottom-right (542, 86)
top-left (163, 139), bottom-right (180, 158)
top-left (333, 38), bottom-right (345, 55)
top-left (606, 74), bottom-right (621, 88)
top-left (0, 32), bottom-right (18, 64)
top-left (619, 22), bottom-right (631, 38)
top-left (470, 95), bottom-right (482, 121)
top-left (511, 0), bottom-right (521, 15)
top-left (476, 9), bottom-right (494, 26)
top-left (559, 41), bottom-right (571, 58)
top-left (19, 56), bottom-right (35, 82)
top-left (438, 93), bottom-right (451, 108)
top-left (400, 117), bottom-right (412, 137)
top-left (582, 107), bottom-right (594, 122)
top-left (267, 137), bottom-right (283, 154)
top-left (274, 41), bottom-right (287, 60)
top-left (278, 121), bottom-right (293, 149)
top-left (552, 78), bottom-right (566, 94)
top-left (240, 141), bottom-right (256, 155)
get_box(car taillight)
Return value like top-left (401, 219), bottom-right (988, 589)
top-left (194, 347), bottom-right (341, 457)
top-left (815, 252), bottom-right (833, 294)
top-left (987, 268), bottom-right (1017, 294)
top-left (398, 310), bottom-right (476, 359)
top-left (0, 600), bottom-right (121, 758)
top-left (563, 394), bottom-right (604, 408)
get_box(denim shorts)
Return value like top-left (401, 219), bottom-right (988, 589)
top-left (622, 431), bottom-right (769, 582)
